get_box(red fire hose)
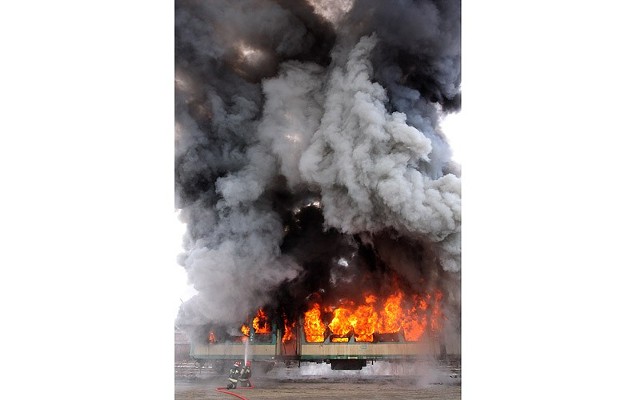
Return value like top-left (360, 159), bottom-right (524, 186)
top-left (215, 387), bottom-right (250, 400)
top-left (215, 384), bottom-right (254, 400)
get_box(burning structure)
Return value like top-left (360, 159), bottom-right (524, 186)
top-left (175, 0), bottom-right (461, 370)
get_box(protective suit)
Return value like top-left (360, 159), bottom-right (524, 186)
top-left (238, 361), bottom-right (252, 387)
top-left (226, 361), bottom-right (242, 389)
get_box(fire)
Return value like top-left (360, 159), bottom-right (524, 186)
top-left (253, 308), bottom-right (271, 334)
top-left (282, 317), bottom-right (296, 343)
top-left (328, 304), bottom-right (354, 342)
top-left (351, 294), bottom-right (378, 342)
top-left (302, 290), bottom-right (445, 343)
top-left (231, 289), bottom-right (444, 345)
top-left (303, 303), bottom-right (326, 342)
top-left (401, 294), bottom-right (428, 341)
top-left (208, 330), bottom-right (216, 343)
top-left (240, 324), bottom-right (250, 337)
top-left (376, 291), bottom-right (404, 334)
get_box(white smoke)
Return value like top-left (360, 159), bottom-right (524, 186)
top-left (217, 61), bottom-right (327, 202)
top-left (258, 62), bottom-right (326, 189)
top-left (272, 360), bottom-right (458, 386)
top-left (175, 0), bottom-right (462, 337)
top-left (179, 205), bottom-right (301, 326)
top-left (299, 35), bottom-right (461, 269)
top-left (217, 34), bottom-right (461, 271)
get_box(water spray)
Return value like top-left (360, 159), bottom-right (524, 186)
top-left (243, 336), bottom-right (249, 366)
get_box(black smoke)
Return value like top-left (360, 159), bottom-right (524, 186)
top-left (175, 0), bottom-right (461, 343)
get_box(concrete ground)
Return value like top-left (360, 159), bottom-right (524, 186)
top-left (175, 360), bottom-right (461, 400)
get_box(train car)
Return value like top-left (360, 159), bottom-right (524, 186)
top-left (294, 291), bottom-right (461, 369)
top-left (298, 330), bottom-right (460, 370)
top-left (190, 328), bottom-right (279, 362)
top-left (189, 318), bottom-right (460, 370)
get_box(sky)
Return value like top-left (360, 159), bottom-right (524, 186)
top-left (2, 1), bottom-right (640, 400)
top-left (439, 110), bottom-right (464, 165)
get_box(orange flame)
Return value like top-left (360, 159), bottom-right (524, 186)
top-left (376, 291), bottom-right (404, 334)
top-left (282, 316), bottom-right (296, 343)
top-left (240, 324), bottom-right (250, 336)
top-left (328, 304), bottom-right (353, 342)
top-left (351, 294), bottom-right (378, 342)
top-left (208, 330), bottom-right (216, 343)
top-left (303, 303), bottom-right (326, 342)
top-left (401, 294), bottom-right (428, 341)
top-left (301, 290), bottom-right (444, 343)
top-left (253, 308), bottom-right (271, 334)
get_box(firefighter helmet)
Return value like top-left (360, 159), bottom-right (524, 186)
top-left (234, 361), bottom-right (241, 367)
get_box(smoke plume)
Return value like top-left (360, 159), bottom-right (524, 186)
top-left (175, 0), bottom-right (461, 342)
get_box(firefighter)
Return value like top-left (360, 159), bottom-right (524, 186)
top-left (238, 360), bottom-right (252, 387)
top-left (226, 361), bottom-right (242, 389)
